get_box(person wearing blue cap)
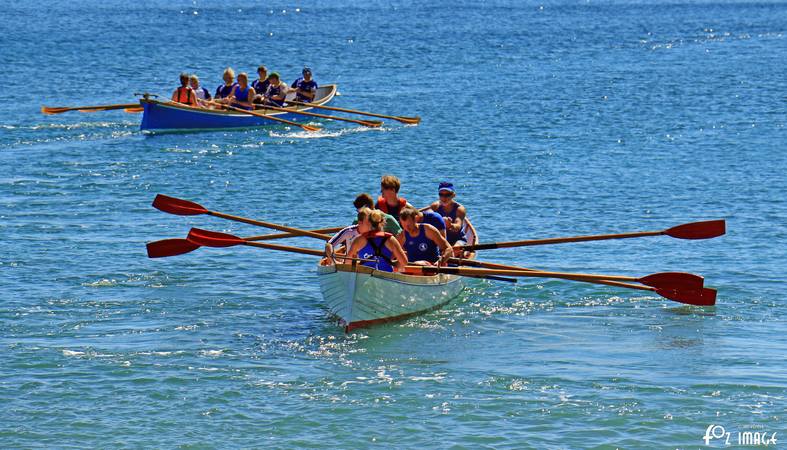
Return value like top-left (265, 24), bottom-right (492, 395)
top-left (429, 182), bottom-right (468, 252)
top-left (290, 67), bottom-right (318, 103)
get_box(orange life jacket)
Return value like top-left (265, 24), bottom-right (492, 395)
top-left (175, 86), bottom-right (195, 105)
top-left (376, 196), bottom-right (407, 219)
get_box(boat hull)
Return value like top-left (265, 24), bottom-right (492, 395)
top-left (317, 220), bottom-right (478, 331)
top-left (139, 84), bottom-right (337, 133)
top-left (317, 264), bottom-right (467, 332)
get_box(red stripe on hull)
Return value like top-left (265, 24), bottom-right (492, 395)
top-left (344, 298), bottom-right (454, 332)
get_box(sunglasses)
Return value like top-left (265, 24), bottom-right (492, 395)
top-left (439, 192), bottom-right (452, 197)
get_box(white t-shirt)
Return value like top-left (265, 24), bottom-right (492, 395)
top-left (328, 225), bottom-right (360, 249)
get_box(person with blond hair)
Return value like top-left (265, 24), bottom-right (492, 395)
top-left (214, 67), bottom-right (237, 103)
top-left (189, 74), bottom-right (211, 106)
top-left (347, 208), bottom-right (408, 272)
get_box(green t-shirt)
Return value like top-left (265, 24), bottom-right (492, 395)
top-left (352, 212), bottom-right (402, 236)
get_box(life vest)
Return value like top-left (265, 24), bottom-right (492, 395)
top-left (404, 224), bottom-right (440, 263)
top-left (376, 196), bottom-right (407, 222)
top-left (359, 231), bottom-right (394, 272)
top-left (175, 86), bottom-right (195, 105)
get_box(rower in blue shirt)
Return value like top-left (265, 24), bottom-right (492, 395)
top-left (290, 67), bottom-right (318, 103)
top-left (214, 68), bottom-right (238, 106)
top-left (261, 72), bottom-right (288, 107)
top-left (252, 65), bottom-right (270, 104)
top-left (430, 181), bottom-right (469, 257)
top-left (399, 207), bottom-right (452, 266)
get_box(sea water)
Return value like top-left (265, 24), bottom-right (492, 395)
top-left (1, 0), bottom-right (785, 447)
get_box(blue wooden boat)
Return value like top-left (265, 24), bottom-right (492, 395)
top-left (139, 84), bottom-right (338, 133)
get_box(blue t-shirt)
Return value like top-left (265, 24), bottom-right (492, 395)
top-left (291, 78), bottom-right (318, 102)
top-left (215, 83), bottom-right (237, 99)
top-left (252, 79), bottom-right (270, 98)
top-left (421, 210), bottom-right (446, 232)
top-left (404, 224), bottom-right (440, 263)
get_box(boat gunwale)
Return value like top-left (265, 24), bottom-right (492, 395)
top-left (139, 83), bottom-right (338, 117)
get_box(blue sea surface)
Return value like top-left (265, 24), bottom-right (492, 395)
top-left (1, 0), bottom-right (785, 447)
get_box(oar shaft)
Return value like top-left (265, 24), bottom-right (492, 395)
top-left (412, 265), bottom-right (642, 283)
top-left (244, 241), bottom-right (326, 257)
top-left (287, 100), bottom-right (420, 124)
top-left (256, 104), bottom-right (380, 126)
top-left (41, 103), bottom-right (139, 114)
top-left (207, 211), bottom-right (332, 241)
top-left (464, 230), bottom-right (664, 250)
top-left (212, 101), bottom-right (318, 130)
top-left (246, 226), bottom-right (343, 241)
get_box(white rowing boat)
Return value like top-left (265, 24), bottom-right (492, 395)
top-left (317, 220), bottom-right (477, 332)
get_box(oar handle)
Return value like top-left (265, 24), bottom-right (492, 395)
top-left (207, 211), bottom-right (331, 241)
top-left (463, 230), bottom-right (664, 250)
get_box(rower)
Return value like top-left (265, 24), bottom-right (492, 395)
top-left (354, 193), bottom-right (402, 238)
top-left (252, 65), bottom-right (270, 104)
top-left (417, 208), bottom-right (446, 239)
top-left (376, 175), bottom-right (414, 223)
top-left (189, 74), bottom-right (212, 105)
top-left (399, 207), bottom-right (452, 266)
top-left (290, 67), bottom-right (318, 103)
top-left (324, 193), bottom-right (402, 261)
top-left (229, 73), bottom-right (256, 110)
top-left (430, 181), bottom-right (468, 255)
top-left (171, 73), bottom-right (198, 107)
top-left (213, 67), bottom-right (237, 105)
top-left (347, 208), bottom-right (408, 272)
top-left (260, 72), bottom-right (288, 107)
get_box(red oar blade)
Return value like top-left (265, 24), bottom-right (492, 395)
top-left (146, 239), bottom-right (200, 258)
top-left (656, 287), bottom-right (717, 306)
top-left (665, 220), bottom-right (726, 240)
top-left (637, 272), bottom-right (704, 290)
top-left (152, 194), bottom-right (209, 216)
top-left (187, 228), bottom-right (246, 248)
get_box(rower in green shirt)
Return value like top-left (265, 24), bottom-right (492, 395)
top-left (352, 193), bottom-right (402, 238)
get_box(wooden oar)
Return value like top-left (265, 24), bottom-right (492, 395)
top-left (187, 228), bottom-right (326, 257)
top-left (147, 230), bottom-right (514, 284)
top-left (462, 220), bottom-right (726, 251)
top-left (41, 103), bottom-right (140, 114)
top-left (409, 265), bottom-right (704, 290)
top-left (450, 258), bottom-right (717, 305)
top-left (204, 101), bottom-right (321, 132)
top-left (146, 226), bottom-right (343, 258)
top-left (152, 194), bottom-right (332, 241)
top-left (287, 100), bottom-right (421, 125)
top-left (255, 104), bottom-right (382, 128)
top-left (407, 265), bottom-right (716, 306)
top-left (124, 107), bottom-right (144, 113)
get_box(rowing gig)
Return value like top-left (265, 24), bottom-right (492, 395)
top-left (317, 220), bottom-right (478, 332)
top-left (139, 84), bottom-right (338, 133)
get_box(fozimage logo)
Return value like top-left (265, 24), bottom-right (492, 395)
top-left (703, 424), bottom-right (777, 447)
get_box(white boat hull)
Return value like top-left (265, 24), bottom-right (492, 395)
top-left (317, 264), bottom-right (466, 331)
top-left (317, 219), bottom-right (477, 331)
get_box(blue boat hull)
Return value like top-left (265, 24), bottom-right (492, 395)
top-left (139, 84), bottom-right (337, 134)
